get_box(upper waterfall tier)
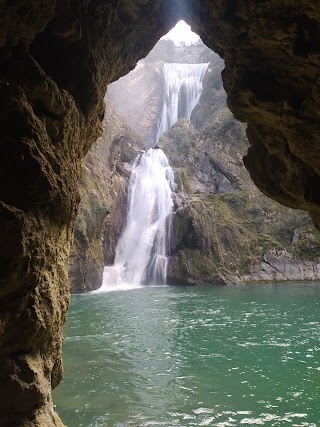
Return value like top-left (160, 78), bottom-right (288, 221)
top-left (156, 63), bottom-right (209, 143)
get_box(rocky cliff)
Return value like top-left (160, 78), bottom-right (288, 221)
top-left (159, 56), bottom-right (320, 285)
top-left (145, 38), bottom-right (214, 64)
top-left (69, 101), bottom-right (143, 293)
top-left (102, 41), bottom-right (320, 286)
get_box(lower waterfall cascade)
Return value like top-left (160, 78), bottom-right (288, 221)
top-left (101, 148), bottom-right (175, 290)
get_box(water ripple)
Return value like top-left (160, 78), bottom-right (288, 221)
top-left (55, 283), bottom-right (320, 427)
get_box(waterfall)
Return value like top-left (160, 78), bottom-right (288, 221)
top-left (156, 63), bottom-right (209, 142)
top-left (99, 62), bottom-right (209, 291)
top-left (100, 148), bottom-right (175, 290)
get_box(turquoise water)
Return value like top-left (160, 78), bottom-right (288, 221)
top-left (54, 283), bottom-right (320, 426)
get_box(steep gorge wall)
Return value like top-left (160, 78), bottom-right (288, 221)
top-left (161, 116), bottom-right (320, 285)
top-left (1, 1), bottom-right (320, 425)
top-left (107, 61), bottom-right (164, 147)
top-left (69, 102), bottom-right (143, 293)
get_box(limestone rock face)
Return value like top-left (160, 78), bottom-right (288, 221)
top-left (145, 39), bottom-right (214, 64)
top-left (68, 102), bottom-right (143, 293)
top-left (244, 247), bottom-right (320, 283)
top-left (160, 55), bottom-right (320, 285)
top-left (107, 61), bottom-right (164, 147)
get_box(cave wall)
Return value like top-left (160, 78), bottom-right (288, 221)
top-left (185, 1), bottom-right (320, 226)
top-left (0, 1), bottom-right (178, 425)
top-left (1, 0), bottom-right (320, 426)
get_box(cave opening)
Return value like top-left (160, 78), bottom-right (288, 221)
top-left (56, 17), bottom-right (318, 426)
top-left (2, 2), bottom-right (320, 426)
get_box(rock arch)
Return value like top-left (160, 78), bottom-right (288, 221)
top-left (0, 1), bottom-right (319, 425)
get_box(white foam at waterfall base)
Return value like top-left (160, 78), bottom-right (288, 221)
top-left (99, 148), bottom-right (175, 292)
top-left (156, 63), bottom-right (209, 143)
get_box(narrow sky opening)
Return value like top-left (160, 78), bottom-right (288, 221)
top-left (161, 20), bottom-right (200, 46)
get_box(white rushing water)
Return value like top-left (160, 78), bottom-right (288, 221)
top-left (156, 63), bottom-right (209, 142)
top-left (100, 148), bottom-right (175, 291)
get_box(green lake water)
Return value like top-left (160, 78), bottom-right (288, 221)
top-left (54, 283), bottom-right (320, 426)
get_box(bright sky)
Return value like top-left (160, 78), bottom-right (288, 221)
top-left (161, 20), bottom-right (200, 46)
